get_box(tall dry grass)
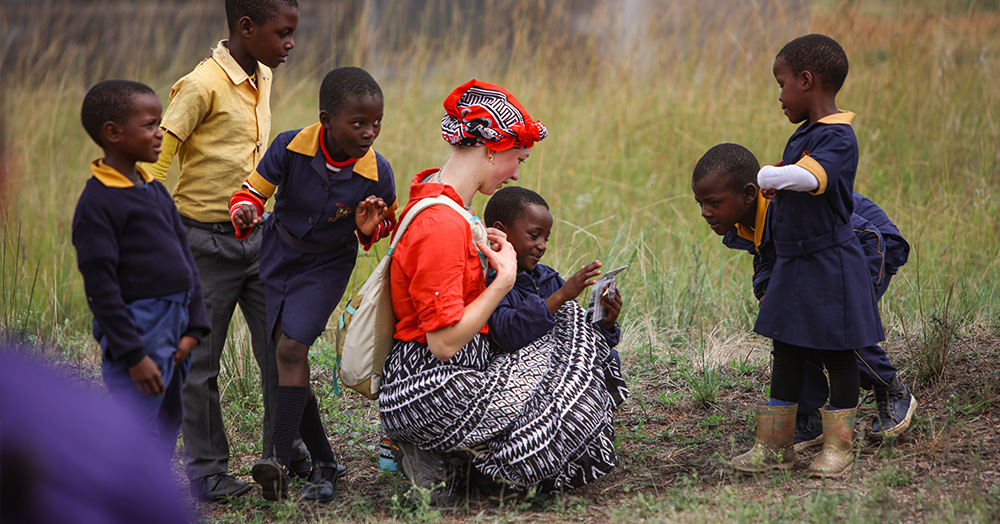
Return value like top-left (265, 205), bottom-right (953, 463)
top-left (2, 0), bottom-right (998, 360)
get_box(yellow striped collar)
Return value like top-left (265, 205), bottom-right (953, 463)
top-left (735, 189), bottom-right (769, 248)
top-left (286, 122), bottom-right (378, 181)
top-left (90, 159), bottom-right (153, 188)
top-left (817, 110), bottom-right (855, 125)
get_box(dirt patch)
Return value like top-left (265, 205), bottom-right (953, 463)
top-left (195, 332), bottom-right (1000, 522)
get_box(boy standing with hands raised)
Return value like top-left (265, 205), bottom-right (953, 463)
top-left (144, 0), bottom-right (303, 502)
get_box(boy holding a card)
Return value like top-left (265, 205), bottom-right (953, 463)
top-left (483, 187), bottom-right (624, 364)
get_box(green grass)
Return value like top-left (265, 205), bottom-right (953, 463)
top-left (2, 0), bottom-right (999, 522)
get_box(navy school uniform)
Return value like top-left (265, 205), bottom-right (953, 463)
top-left (248, 123), bottom-right (396, 346)
top-left (725, 193), bottom-right (909, 412)
top-left (487, 263), bottom-right (621, 353)
top-left (72, 161), bottom-right (210, 454)
top-left (754, 111), bottom-right (884, 350)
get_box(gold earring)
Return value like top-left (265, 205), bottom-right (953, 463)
top-left (487, 150), bottom-right (494, 162)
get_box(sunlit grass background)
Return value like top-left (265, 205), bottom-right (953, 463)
top-left (4, 0), bottom-right (996, 354)
top-left (1, 0), bottom-right (999, 519)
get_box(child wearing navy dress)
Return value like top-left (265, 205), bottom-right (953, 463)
top-left (230, 67), bottom-right (396, 501)
top-left (691, 143), bottom-right (916, 455)
top-left (731, 34), bottom-right (883, 478)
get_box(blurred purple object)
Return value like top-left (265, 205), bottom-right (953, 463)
top-left (0, 348), bottom-right (194, 524)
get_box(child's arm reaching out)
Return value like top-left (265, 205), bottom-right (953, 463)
top-left (545, 261), bottom-right (603, 314)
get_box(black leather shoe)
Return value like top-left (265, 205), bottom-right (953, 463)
top-left (191, 473), bottom-right (252, 503)
top-left (252, 458), bottom-right (290, 501)
top-left (302, 461), bottom-right (340, 503)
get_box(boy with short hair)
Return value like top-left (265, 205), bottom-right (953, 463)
top-left (143, 0), bottom-right (303, 502)
top-left (483, 186), bottom-right (628, 404)
top-left (73, 80), bottom-right (210, 458)
top-left (691, 142), bottom-right (916, 452)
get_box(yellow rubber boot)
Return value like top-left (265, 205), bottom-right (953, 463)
top-left (730, 404), bottom-right (796, 473)
top-left (807, 406), bottom-right (857, 478)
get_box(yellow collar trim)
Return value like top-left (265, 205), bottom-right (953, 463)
top-left (212, 40), bottom-right (270, 87)
top-left (817, 110), bottom-right (855, 125)
top-left (90, 159), bottom-right (153, 188)
top-left (735, 190), bottom-right (769, 248)
top-left (286, 123), bottom-right (379, 182)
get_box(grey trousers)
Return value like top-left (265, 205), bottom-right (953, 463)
top-left (181, 224), bottom-right (304, 481)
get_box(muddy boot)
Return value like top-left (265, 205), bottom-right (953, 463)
top-left (397, 440), bottom-right (464, 507)
top-left (807, 406), bottom-right (857, 478)
top-left (730, 404), bottom-right (797, 473)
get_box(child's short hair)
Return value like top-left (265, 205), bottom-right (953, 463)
top-left (225, 0), bottom-right (299, 31)
top-left (319, 67), bottom-right (383, 117)
top-left (484, 186), bottom-right (549, 227)
top-left (692, 143), bottom-right (760, 191)
top-left (80, 80), bottom-right (157, 148)
top-left (776, 34), bottom-right (849, 93)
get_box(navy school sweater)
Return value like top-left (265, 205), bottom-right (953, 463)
top-left (72, 160), bottom-right (210, 367)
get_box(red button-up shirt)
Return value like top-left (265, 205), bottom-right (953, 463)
top-left (390, 170), bottom-right (489, 342)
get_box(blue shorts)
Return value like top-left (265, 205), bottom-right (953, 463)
top-left (97, 290), bottom-right (192, 456)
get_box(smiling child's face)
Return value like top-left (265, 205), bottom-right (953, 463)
top-left (500, 202), bottom-right (552, 273)
top-left (692, 170), bottom-right (757, 236)
top-left (117, 92), bottom-right (164, 164)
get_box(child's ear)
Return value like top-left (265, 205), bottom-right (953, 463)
top-left (800, 70), bottom-right (814, 90)
top-left (743, 182), bottom-right (759, 203)
top-left (491, 221), bottom-right (507, 233)
top-left (101, 121), bottom-right (123, 145)
top-left (318, 110), bottom-right (331, 128)
top-left (238, 16), bottom-right (255, 39)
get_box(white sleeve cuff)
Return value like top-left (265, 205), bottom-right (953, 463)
top-left (757, 164), bottom-right (819, 192)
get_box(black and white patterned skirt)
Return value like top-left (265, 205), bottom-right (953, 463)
top-left (379, 302), bottom-right (629, 492)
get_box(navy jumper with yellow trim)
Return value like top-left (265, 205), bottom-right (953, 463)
top-left (725, 190), bottom-right (909, 412)
top-left (247, 123), bottom-right (397, 346)
top-left (754, 112), bottom-right (884, 350)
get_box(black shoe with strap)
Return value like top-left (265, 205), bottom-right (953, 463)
top-left (251, 457), bottom-right (290, 501)
top-left (191, 472), bottom-right (252, 503)
top-left (303, 461), bottom-right (341, 503)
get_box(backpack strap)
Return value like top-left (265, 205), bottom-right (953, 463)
top-left (387, 196), bottom-right (489, 276)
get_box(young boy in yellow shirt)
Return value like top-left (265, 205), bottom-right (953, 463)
top-left (144, 0), bottom-right (310, 503)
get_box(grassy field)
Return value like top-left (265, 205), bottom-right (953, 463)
top-left (2, 0), bottom-right (998, 522)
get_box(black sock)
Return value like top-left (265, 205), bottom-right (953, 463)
top-left (272, 385), bottom-right (308, 466)
top-left (299, 394), bottom-right (337, 463)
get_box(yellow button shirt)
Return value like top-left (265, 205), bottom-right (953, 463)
top-left (152, 40), bottom-right (272, 223)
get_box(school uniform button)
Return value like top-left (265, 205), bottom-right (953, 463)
top-left (308, 217), bottom-right (314, 224)
top-left (776, 213), bottom-right (782, 222)
top-left (323, 185), bottom-right (329, 191)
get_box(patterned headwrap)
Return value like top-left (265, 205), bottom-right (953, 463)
top-left (441, 79), bottom-right (547, 151)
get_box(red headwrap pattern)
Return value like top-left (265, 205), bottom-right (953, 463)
top-left (441, 79), bottom-right (547, 151)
